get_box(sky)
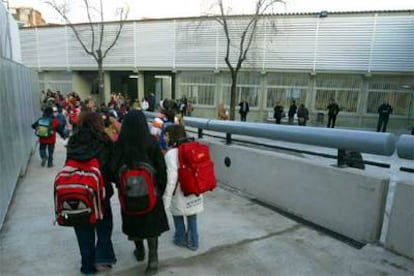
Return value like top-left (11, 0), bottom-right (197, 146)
top-left (7, 0), bottom-right (414, 24)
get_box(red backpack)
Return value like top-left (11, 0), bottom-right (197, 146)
top-left (54, 158), bottom-right (105, 226)
top-left (177, 139), bottom-right (217, 196)
top-left (118, 162), bottom-right (157, 215)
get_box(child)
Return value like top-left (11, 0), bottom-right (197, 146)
top-left (32, 106), bottom-right (66, 167)
top-left (163, 125), bottom-right (204, 250)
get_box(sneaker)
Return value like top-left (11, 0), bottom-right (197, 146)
top-left (95, 264), bottom-right (112, 272)
top-left (41, 157), bottom-right (47, 167)
top-left (47, 162), bottom-right (54, 168)
top-left (173, 240), bottom-right (187, 247)
top-left (186, 244), bottom-right (198, 251)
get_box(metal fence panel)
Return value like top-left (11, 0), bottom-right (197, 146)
top-left (0, 58), bottom-right (40, 229)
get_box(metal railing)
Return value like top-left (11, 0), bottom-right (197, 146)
top-left (144, 112), bottom-right (414, 168)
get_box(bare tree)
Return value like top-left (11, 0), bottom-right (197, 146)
top-left (45, 0), bottom-right (128, 98)
top-left (213, 0), bottom-right (283, 120)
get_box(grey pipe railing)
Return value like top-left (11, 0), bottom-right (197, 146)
top-left (396, 135), bottom-right (414, 160)
top-left (144, 112), bottom-right (397, 156)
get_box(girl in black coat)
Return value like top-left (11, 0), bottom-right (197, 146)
top-left (66, 112), bottom-right (116, 274)
top-left (111, 109), bottom-right (169, 273)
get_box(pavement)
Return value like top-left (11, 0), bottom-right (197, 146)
top-left (1, 138), bottom-right (414, 276)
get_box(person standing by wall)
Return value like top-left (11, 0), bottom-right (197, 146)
top-left (238, 99), bottom-right (250, 121)
top-left (273, 101), bottom-right (284, 124)
top-left (288, 100), bottom-right (297, 125)
top-left (326, 98), bottom-right (340, 128)
top-left (377, 101), bottom-right (393, 132)
top-left (297, 104), bottom-right (309, 126)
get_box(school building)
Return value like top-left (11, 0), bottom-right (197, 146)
top-left (18, 10), bottom-right (414, 129)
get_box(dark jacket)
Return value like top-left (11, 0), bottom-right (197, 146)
top-left (66, 127), bottom-right (114, 199)
top-left (327, 103), bottom-right (340, 117)
top-left (112, 137), bottom-right (169, 239)
top-left (288, 103), bottom-right (297, 118)
top-left (238, 101), bottom-right (250, 114)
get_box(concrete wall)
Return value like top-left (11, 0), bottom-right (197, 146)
top-left (385, 180), bottom-right (414, 259)
top-left (207, 140), bottom-right (389, 243)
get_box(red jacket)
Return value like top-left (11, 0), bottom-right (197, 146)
top-left (39, 118), bottom-right (60, 144)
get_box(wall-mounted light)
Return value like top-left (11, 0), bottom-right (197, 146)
top-left (319, 11), bottom-right (328, 18)
top-left (128, 75), bottom-right (138, 79)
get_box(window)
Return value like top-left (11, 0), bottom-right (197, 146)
top-left (367, 91), bottom-right (412, 115)
top-left (367, 77), bottom-right (414, 116)
top-left (180, 84), bottom-right (215, 105)
top-left (266, 87), bottom-right (306, 108)
top-left (315, 75), bottom-right (361, 112)
top-left (178, 71), bottom-right (216, 106)
top-left (223, 85), bottom-right (259, 107)
top-left (222, 72), bottom-right (260, 107)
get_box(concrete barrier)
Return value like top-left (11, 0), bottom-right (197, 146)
top-left (207, 140), bottom-right (389, 243)
top-left (385, 180), bottom-right (414, 259)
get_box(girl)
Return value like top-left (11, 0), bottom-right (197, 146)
top-left (163, 125), bottom-right (204, 250)
top-left (111, 110), bottom-right (169, 273)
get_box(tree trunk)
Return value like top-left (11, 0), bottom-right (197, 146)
top-left (97, 58), bottom-right (104, 100)
top-left (229, 72), bottom-right (237, 121)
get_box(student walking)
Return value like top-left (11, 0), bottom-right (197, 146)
top-left (32, 106), bottom-right (65, 167)
top-left (66, 112), bottom-right (117, 274)
top-left (111, 110), bottom-right (169, 273)
top-left (163, 125), bottom-right (204, 251)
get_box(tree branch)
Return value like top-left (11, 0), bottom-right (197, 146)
top-left (102, 8), bottom-right (128, 59)
top-left (83, 0), bottom-right (96, 54)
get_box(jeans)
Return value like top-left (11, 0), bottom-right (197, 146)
top-left (74, 202), bottom-right (116, 274)
top-left (173, 215), bottom-right (198, 249)
top-left (39, 143), bottom-right (55, 166)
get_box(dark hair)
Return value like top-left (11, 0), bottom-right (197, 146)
top-left (161, 99), bottom-right (177, 122)
top-left (165, 124), bottom-right (187, 146)
top-left (79, 112), bottom-right (106, 135)
top-left (117, 109), bottom-right (152, 165)
top-left (43, 106), bottom-right (53, 117)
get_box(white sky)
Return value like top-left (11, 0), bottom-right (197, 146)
top-left (8, 0), bottom-right (414, 24)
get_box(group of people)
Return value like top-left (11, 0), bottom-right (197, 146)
top-left (272, 98), bottom-right (394, 132)
top-left (33, 91), bottom-right (204, 274)
top-left (273, 100), bottom-right (310, 126)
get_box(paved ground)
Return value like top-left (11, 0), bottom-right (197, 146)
top-left (1, 138), bottom-right (414, 276)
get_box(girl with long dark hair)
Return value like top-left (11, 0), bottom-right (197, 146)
top-left (111, 109), bottom-right (169, 273)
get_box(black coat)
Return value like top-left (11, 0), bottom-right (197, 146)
top-left (66, 127), bottom-right (115, 199)
top-left (112, 137), bottom-right (169, 239)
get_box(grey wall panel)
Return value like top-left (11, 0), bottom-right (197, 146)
top-left (66, 25), bottom-right (97, 68)
top-left (0, 59), bottom-right (39, 230)
top-left (37, 27), bottom-right (67, 67)
top-left (19, 29), bottom-right (38, 67)
top-left (19, 12), bottom-right (414, 73)
top-left (264, 17), bottom-right (316, 70)
top-left (175, 20), bottom-right (217, 68)
top-left (135, 21), bottom-right (175, 68)
top-left (316, 16), bottom-right (372, 72)
top-left (102, 23), bottom-right (135, 68)
top-left (371, 15), bottom-right (414, 72)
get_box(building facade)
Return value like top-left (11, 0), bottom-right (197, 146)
top-left (19, 10), bottom-right (414, 129)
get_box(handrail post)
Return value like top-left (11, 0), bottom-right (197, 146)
top-left (226, 133), bottom-right (232, 145)
top-left (198, 128), bottom-right (203, 139)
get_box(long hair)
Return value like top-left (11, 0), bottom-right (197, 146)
top-left (164, 124), bottom-right (187, 147)
top-left (117, 109), bottom-right (152, 166)
top-left (78, 112), bottom-right (109, 142)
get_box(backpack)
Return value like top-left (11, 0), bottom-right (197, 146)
top-left (35, 117), bottom-right (53, 137)
top-left (118, 162), bottom-right (157, 215)
top-left (54, 158), bottom-right (105, 226)
top-left (177, 139), bottom-right (217, 196)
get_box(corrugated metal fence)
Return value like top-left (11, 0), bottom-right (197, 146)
top-left (0, 58), bottom-right (40, 229)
